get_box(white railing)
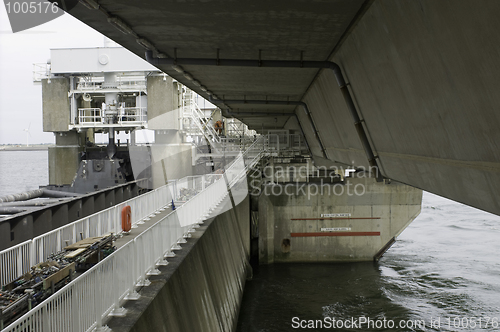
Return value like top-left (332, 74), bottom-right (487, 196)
top-left (76, 107), bottom-right (147, 127)
top-left (76, 80), bottom-right (147, 92)
top-left (226, 118), bottom-right (245, 137)
top-left (121, 107), bottom-right (148, 123)
top-left (0, 184), bottom-right (168, 288)
top-left (175, 176), bottom-right (229, 227)
top-left (267, 133), bottom-right (307, 154)
top-left (2, 138), bottom-right (267, 332)
top-left (1, 175), bottom-right (201, 288)
top-left (1, 214), bottom-right (187, 332)
top-left (171, 174), bottom-right (223, 202)
top-left (0, 240), bottom-right (31, 289)
top-left (76, 81), bottom-right (101, 91)
top-left (32, 63), bottom-right (50, 83)
top-left (192, 103), bottom-right (222, 143)
top-left (182, 90), bottom-right (223, 145)
top-left (226, 137), bottom-right (266, 187)
top-left (77, 107), bottom-right (103, 124)
top-left (220, 137), bottom-right (258, 152)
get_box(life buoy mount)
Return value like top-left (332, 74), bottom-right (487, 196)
top-left (121, 205), bottom-right (132, 232)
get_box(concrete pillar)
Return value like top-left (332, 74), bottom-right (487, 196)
top-left (130, 130), bottom-right (136, 146)
top-left (42, 77), bottom-right (70, 132)
top-left (147, 76), bottom-right (179, 130)
top-left (48, 132), bottom-right (81, 185)
top-left (212, 108), bottom-right (222, 122)
top-left (86, 128), bottom-right (95, 144)
top-left (155, 130), bottom-right (182, 144)
top-left (149, 142), bottom-right (193, 188)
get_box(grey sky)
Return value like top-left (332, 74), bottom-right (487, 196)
top-left (0, 6), bottom-right (105, 144)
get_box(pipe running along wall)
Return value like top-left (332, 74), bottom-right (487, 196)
top-left (145, 51), bottom-right (382, 177)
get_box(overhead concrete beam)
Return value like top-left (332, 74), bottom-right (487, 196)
top-left (56, 0), bottom-right (500, 214)
top-left (305, 0), bottom-right (500, 214)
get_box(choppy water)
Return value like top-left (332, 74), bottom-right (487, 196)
top-left (237, 192), bottom-right (500, 331)
top-left (0, 150), bottom-right (48, 197)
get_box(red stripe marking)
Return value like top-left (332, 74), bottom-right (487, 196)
top-left (291, 232), bottom-right (380, 237)
top-left (290, 217), bottom-right (380, 221)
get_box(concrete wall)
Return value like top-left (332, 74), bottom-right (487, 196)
top-left (298, 0), bottom-right (500, 215)
top-left (107, 196), bottom-right (250, 332)
top-left (150, 144), bottom-right (193, 188)
top-left (42, 77), bottom-right (70, 132)
top-left (147, 76), bottom-right (180, 130)
top-left (258, 177), bottom-right (422, 263)
top-left (128, 144), bottom-right (193, 190)
top-left (48, 146), bottom-right (80, 185)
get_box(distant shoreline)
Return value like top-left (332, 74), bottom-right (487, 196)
top-left (0, 145), bottom-right (53, 151)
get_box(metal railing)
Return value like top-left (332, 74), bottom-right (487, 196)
top-left (220, 137), bottom-right (258, 152)
top-left (189, 106), bottom-right (222, 145)
top-left (267, 133), bottom-right (308, 153)
top-left (171, 174), bottom-right (223, 202)
top-left (0, 240), bottom-right (31, 291)
top-left (0, 184), bottom-right (169, 288)
top-left (1, 214), bottom-right (188, 332)
top-left (32, 63), bottom-right (50, 83)
top-left (76, 107), bottom-right (147, 127)
top-left (1, 138), bottom-right (267, 332)
top-left (0, 174), bottom-right (207, 288)
top-left (76, 80), bottom-right (147, 92)
top-left (77, 108), bottom-right (102, 124)
top-left (182, 90), bottom-right (222, 144)
top-left (0, 157), bottom-right (249, 287)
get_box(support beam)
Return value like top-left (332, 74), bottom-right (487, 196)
top-left (146, 51), bottom-right (381, 176)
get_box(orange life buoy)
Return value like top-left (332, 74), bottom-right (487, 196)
top-left (121, 205), bottom-right (132, 232)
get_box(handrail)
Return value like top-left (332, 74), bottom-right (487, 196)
top-left (76, 107), bottom-right (147, 126)
top-left (0, 185), bottom-right (160, 287)
top-left (0, 173), bottom-right (218, 288)
top-left (1, 139), bottom-right (268, 332)
top-left (76, 80), bottom-right (147, 92)
top-left (32, 63), bottom-right (50, 82)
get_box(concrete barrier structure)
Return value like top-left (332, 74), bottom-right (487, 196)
top-left (258, 177), bottom-right (422, 263)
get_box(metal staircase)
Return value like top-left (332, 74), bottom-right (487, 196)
top-left (182, 90), bottom-right (222, 146)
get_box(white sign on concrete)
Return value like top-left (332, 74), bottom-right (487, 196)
top-left (321, 213), bottom-right (351, 218)
top-left (321, 227), bottom-right (352, 232)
